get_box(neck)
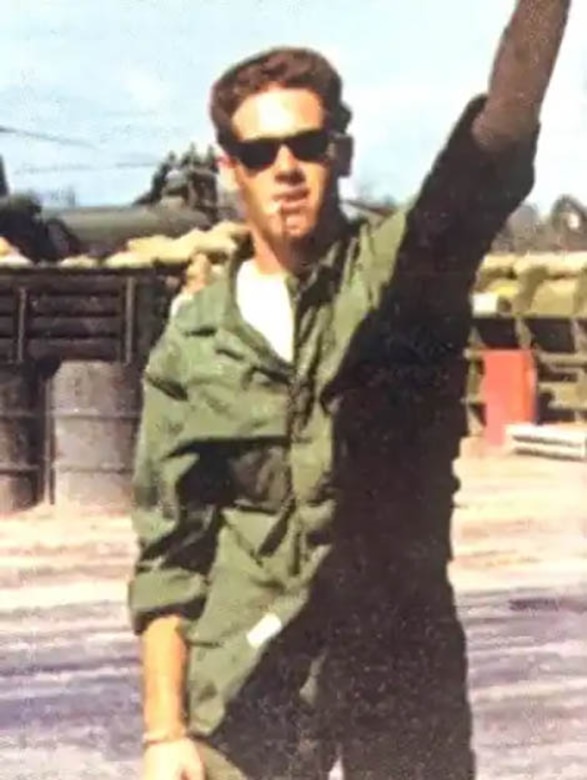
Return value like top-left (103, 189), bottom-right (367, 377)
top-left (250, 204), bottom-right (347, 277)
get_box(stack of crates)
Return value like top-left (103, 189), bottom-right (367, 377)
top-left (465, 252), bottom-right (587, 434)
top-left (0, 265), bottom-right (179, 513)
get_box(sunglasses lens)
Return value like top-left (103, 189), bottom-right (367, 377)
top-left (238, 140), bottom-right (279, 171)
top-left (234, 129), bottom-right (331, 171)
top-left (289, 130), bottom-right (330, 161)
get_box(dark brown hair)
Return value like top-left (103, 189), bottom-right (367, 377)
top-left (209, 46), bottom-right (352, 148)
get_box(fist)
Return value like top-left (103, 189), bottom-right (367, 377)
top-left (142, 737), bottom-right (205, 780)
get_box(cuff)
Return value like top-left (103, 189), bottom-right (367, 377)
top-left (128, 568), bottom-right (208, 634)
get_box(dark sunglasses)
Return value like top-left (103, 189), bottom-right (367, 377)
top-left (227, 128), bottom-right (332, 171)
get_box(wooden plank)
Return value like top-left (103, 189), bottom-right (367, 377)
top-left (29, 295), bottom-right (121, 317)
top-left (0, 316), bottom-right (14, 338)
top-left (0, 297), bottom-right (16, 315)
top-left (0, 338), bottom-right (14, 361)
top-left (28, 317), bottom-right (121, 338)
top-left (25, 277), bottom-right (126, 294)
top-left (26, 338), bottom-right (120, 363)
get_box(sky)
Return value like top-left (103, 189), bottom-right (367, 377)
top-left (1, 0), bottom-right (586, 213)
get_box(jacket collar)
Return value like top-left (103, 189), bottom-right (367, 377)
top-left (175, 216), bottom-right (362, 374)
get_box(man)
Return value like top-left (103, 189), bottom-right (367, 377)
top-left (128, 2), bottom-right (572, 778)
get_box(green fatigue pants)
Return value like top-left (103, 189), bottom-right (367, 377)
top-left (196, 737), bottom-right (331, 780)
top-left (194, 671), bottom-right (336, 780)
top-left (196, 742), bottom-right (261, 780)
top-left (319, 577), bottom-right (476, 780)
top-left (192, 575), bottom-right (475, 780)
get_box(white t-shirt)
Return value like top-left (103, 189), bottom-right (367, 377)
top-left (236, 259), bottom-right (294, 363)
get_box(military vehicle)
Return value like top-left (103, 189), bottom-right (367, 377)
top-left (0, 123), bottom-right (222, 263)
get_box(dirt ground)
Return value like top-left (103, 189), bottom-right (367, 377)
top-left (1, 441), bottom-right (586, 779)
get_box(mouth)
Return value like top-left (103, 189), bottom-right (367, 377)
top-left (273, 189), bottom-right (309, 212)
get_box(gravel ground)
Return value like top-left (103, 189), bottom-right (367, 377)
top-left (1, 445), bottom-right (585, 779)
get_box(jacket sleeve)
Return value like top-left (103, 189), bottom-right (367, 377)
top-left (127, 325), bottom-right (219, 634)
top-left (363, 94), bottom-right (537, 287)
top-left (472, 0), bottom-right (571, 150)
top-left (354, 0), bottom-right (570, 348)
top-left (357, 95), bottom-right (537, 361)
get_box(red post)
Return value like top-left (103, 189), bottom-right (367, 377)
top-left (482, 349), bottom-right (537, 447)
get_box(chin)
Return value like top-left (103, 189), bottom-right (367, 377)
top-left (287, 224), bottom-right (313, 241)
top-left (285, 216), bottom-right (320, 242)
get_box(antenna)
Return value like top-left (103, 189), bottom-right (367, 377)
top-left (0, 125), bottom-right (96, 149)
top-left (0, 156), bottom-right (8, 196)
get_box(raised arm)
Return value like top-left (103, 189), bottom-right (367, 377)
top-left (473, 0), bottom-right (572, 149)
top-left (355, 1), bottom-right (574, 366)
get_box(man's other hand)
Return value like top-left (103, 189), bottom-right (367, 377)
top-left (142, 737), bottom-right (205, 780)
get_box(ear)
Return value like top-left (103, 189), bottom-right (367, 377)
top-left (331, 133), bottom-right (354, 178)
top-left (216, 149), bottom-right (239, 193)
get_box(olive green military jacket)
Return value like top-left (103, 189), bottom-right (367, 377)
top-left (128, 97), bottom-right (537, 736)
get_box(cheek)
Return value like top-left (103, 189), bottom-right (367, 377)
top-left (235, 170), bottom-right (272, 208)
top-left (306, 165), bottom-right (332, 205)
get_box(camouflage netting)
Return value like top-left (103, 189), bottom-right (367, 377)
top-left (102, 220), bottom-right (249, 269)
top-left (3, 222), bottom-right (587, 317)
top-left (1, 220), bottom-right (251, 304)
top-left (472, 251), bottom-right (587, 318)
top-left (0, 235), bottom-right (33, 266)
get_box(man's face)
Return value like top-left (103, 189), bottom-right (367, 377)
top-left (224, 87), bottom-right (340, 246)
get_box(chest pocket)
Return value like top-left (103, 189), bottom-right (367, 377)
top-left (221, 440), bottom-right (290, 514)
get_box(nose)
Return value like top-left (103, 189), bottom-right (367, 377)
top-left (274, 143), bottom-right (299, 175)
